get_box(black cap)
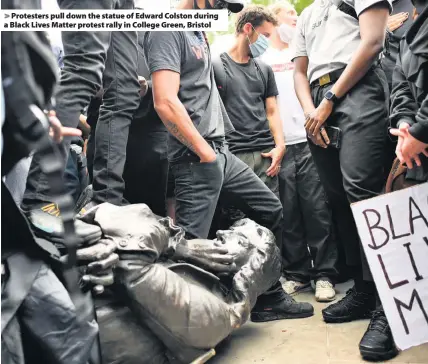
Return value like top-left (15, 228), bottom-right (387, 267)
top-left (223, 0), bottom-right (244, 13)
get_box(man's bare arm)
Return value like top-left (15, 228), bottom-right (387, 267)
top-left (330, 3), bottom-right (390, 98)
top-left (294, 56), bottom-right (316, 116)
top-left (152, 69), bottom-right (216, 162)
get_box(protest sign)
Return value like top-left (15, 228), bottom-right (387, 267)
top-left (351, 183), bottom-right (428, 350)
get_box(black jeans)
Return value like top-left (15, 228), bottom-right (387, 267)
top-left (170, 143), bottom-right (283, 241)
top-left (209, 147), bottom-right (280, 240)
top-left (279, 142), bottom-right (338, 283)
top-left (309, 66), bottom-right (389, 281)
top-left (22, 0), bottom-right (139, 208)
top-left (171, 142), bottom-right (284, 298)
top-left (123, 130), bottom-right (169, 217)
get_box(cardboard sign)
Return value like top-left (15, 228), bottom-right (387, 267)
top-left (351, 183), bottom-right (428, 351)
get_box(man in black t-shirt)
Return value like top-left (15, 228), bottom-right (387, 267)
top-left (144, 0), bottom-right (314, 323)
top-left (214, 5), bottom-right (285, 200)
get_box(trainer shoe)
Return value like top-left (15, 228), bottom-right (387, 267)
top-left (359, 310), bottom-right (399, 362)
top-left (251, 292), bottom-right (314, 322)
top-left (322, 287), bottom-right (376, 323)
top-left (283, 280), bottom-right (311, 295)
top-left (315, 280), bottom-right (336, 302)
top-left (26, 203), bottom-right (102, 246)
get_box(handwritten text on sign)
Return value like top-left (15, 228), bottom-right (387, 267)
top-left (351, 183), bottom-right (428, 350)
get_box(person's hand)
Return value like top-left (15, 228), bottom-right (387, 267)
top-left (305, 98), bottom-right (333, 136)
top-left (199, 147), bottom-right (217, 163)
top-left (390, 125), bottom-right (428, 169)
top-left (75, 238), bottom-right (119, 295)
top-left (174, 239), bottom-right (237, 274)
top-left (48, 110), bottom-right (82, 143)
top-left (387, 12), bottom-right (409, 32)
top-left (138, 76), bottom-right (149, 97)
top-left (308, 127), bottom-right (330, 149)
top-left (262, 145), bottom-right (286, 177)
top-left (392, 122), bottom-right (410, 163)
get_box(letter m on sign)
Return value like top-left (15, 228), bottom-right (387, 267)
top-left (394, 289), bottom-right (428, 335)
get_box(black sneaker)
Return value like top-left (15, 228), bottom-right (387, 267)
top-left (322, 287), bottom-right (375, 323)
top-left (359, 310), bottom-right (399, 362)
top-left (251, 293), bottom-right (314, 322)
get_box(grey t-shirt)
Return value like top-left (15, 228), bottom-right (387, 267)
top-left (143, 31), bottom-right (233, 162)
top-left (293, 0), bottom-right (393, 84)
top-left (220, 53), bottom-right (278, 154)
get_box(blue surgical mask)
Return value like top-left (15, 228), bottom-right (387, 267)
top-left (248, 27), bottom-right (269, 58)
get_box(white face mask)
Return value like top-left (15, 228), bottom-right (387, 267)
top-left (277, 23), bottom-right (296, 44)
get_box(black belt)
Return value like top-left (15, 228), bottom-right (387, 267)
top-left (310, 68), bottom-right (345, 88)
top-left (311, 63), bottom-right (380, 88)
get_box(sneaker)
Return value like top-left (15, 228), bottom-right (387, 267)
top-left (359, 310), bottom-right (399, 361)
top-left (322, 287), bottom-right (375, 323)
top-left (251, 292), bottom-right (314, 322)
top-left (26, 203), bottom-right (102, 246)
top-left (315, 280), bottom-right (336, 302)
top-left (282, 280), bottom-right (311, 295)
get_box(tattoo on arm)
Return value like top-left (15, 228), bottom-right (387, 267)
top-left (164, 120), bottom-right (195, 152)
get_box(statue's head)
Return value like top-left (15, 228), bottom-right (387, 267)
top-left (215, 218), bottom-right (276, 267)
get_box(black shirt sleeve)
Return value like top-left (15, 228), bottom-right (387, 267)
top-left (265, 63), bottom-right (278, 99)
top-left (389, 45), bottom-right (419, 129)
top-left (143, 31), bottom-right (183, 75)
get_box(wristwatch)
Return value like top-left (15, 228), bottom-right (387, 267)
top-left (324, 90), bottom-right (339, 104)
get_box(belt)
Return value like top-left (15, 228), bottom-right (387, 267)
top-left (311, 68), bottom-right (345, 88)
top-left (311, 63), bottom-right (381, 88)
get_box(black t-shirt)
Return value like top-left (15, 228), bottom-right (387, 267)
top-left (220, 53), bottom-right (278, 154)
top-left (383, 0), bottom-right (415, 89)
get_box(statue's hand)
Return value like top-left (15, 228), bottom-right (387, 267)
top-left (174, 239), bottom-right (238, 274)
top-left (76, 238), bottom-right (119, 295)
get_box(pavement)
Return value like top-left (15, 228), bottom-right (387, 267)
top-left (210, 281), bottom-right (428, 364)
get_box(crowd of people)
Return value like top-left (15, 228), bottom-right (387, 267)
top-left (2, 0), bottom-right (428, 363)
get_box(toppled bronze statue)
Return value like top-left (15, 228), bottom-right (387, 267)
top-left (78, 203), bottom-right (282, 364)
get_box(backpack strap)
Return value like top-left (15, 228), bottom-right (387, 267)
top-left (212, 52), bottom-right (228, 102)
top-left (253, 59), bottom-right (269, 103)
top-left (329, 0), bottom-right (358, 20)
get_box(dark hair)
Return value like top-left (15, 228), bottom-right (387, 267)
top-left (235, 5), bottom-right (278, 34)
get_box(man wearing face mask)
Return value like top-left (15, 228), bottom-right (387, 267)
top-left (144, 0), bottom-right (314, 323)
top-left (211, 5), bottom-right (285, 231)
top-left (260, 1), bottom-right (338, 302)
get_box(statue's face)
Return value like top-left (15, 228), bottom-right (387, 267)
top-left (215, 219), bottom-right (274, 267)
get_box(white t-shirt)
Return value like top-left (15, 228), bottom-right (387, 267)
top-left (261, 47), bottom-right (307, 146)
top-left (293, 0), bottom-right (392, 84)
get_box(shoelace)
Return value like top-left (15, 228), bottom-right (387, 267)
top-left (316, 281), bottom-right (333, 289)
top-left (368, 310), bottom-right (389, 333)
top-left (327, 288), bottom-right (357, 309)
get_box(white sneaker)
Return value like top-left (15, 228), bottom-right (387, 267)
top-left (315, 280), bottom-right (336, 302)
top-left (282, 280), bottom-right (311, 295)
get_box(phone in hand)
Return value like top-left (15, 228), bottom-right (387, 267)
top-left (322, 126), bottom-right (342, 149)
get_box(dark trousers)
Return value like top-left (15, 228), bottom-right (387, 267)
top-left (87, 122), bottom-right (168, 217)
top-left (209, 148), bottom-right (280, 240)
top-left (22, 0), bottom-right (139, 208)
top-left (309, 66), bottom-right (389, 282)
top-left (123, 130), bottom-right (169, 217)
top-left (171, 143), bottom-right (284, 297)
top-left (171, 143), bottom-right (283, 241)
top-left (279, 142), bottom-right (338, 283)
top-left (64, 144), bottom-right (89, 205)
